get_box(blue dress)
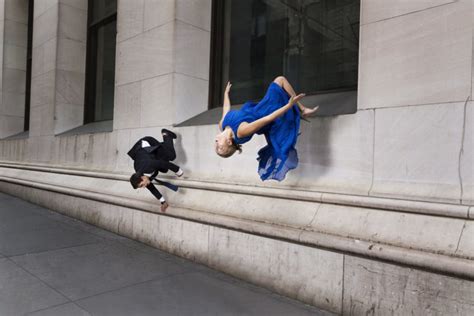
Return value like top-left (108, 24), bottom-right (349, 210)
top-left (222, 82), bottom-right (300, 181)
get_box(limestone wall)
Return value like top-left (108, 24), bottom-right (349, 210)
top-left (0, 0), bottom-right (28, 138)
top-left (0, 0), bottom-right (473, 314)
top-left (1, 0), bottom-right (471, 205)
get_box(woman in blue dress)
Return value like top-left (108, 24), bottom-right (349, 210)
top-left (215, 76), bottom-right (318, 181)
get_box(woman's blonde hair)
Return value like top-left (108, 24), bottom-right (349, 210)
top-left (218, 138), bottom-right (242, 158)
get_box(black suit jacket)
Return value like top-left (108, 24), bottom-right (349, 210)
top-left (127, 136), bottom-right (162, 160)
top-left (128, 136), bottom-right (163, 201)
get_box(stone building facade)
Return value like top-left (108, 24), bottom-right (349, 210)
top-left (0, 0), bottom-right (473, 314)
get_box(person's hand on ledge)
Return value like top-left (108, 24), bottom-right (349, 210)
top-left (160, 201), bottom-right (169, 213)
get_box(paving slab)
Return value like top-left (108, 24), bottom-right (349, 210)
top-left (0, 225), bottom-right (101, 256)
top-left (76, 272), bottom-right (326, 316)
top-left (0, 213), bottom-right (60, 234)
top-left (28, 302), bottom-right (91, 316)
top-left (0, 258), bottom-right (68, 315)
top-left (0, 192), bottom-right (332, 315)
top-left (11, 242), bottom-right (192, 301)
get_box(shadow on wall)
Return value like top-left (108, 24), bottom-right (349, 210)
top-left (174, 134), bottom-right (187, 165)
top-left (291, 116), bottom-right (333, 186)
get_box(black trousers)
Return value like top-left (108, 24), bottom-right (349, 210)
top-left (154, 134), bottom-right (176, 162)
top-left (134, 134), bottom-right (179, 175)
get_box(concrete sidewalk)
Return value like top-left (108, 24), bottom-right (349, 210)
top-left (0, 192), bottom-right (332, 316)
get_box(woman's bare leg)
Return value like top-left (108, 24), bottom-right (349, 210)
top-left (273, 76), bottom-right (318, 117)
top-left (274, 76), bottom-right (297, 99)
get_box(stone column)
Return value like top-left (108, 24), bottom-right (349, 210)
top-left (30, 0), bottom-right (87, 138)
top-left (114, 0), bottom-right (211, 130)
top-left (0, 0), bottom-right (28, 138)
top-left (54, 0), bottom-right (87, 134)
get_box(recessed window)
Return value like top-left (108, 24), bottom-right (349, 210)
top-left (84, 0), bottom-right (117, 123)
top-left (24, 0), bottom-right (34, 131)
top-left (210, 0), bottom-right (360, 111)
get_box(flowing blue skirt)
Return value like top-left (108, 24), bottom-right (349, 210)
top-left (240, 83), bottom-right (300, 181)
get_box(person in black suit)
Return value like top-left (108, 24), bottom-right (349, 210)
top-left (128, 129), bottom-right (183, 212)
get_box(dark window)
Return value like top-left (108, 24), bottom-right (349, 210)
top-left (84, 0), bottom-right (117, 123)
top-left (210, 0), bottom-right (360, 110)
top-left (24, 0), bottom-right (34, 131)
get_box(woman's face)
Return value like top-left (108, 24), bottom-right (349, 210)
top-left (215, 131), bottom-right (232, 156)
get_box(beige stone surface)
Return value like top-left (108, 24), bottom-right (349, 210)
top-left (343, 256), bottom-right (474, 315)
top-left (295, 110), bottom-right (374, 195)
top-left (58, 3), bottom-right (86, 43)
top-left (29, 105), bottom-right (54, 137)
top-left (56, 38), bottom-right (86, 73)
top-left (114, 82), bottom-right (141, 130)
top-left (4, 19), bottom-right (27, 47)
top-left (30, 70), bottom-right (55, 108)
top-left (55, 70), bottom-right (85, 105)
top-left (169, 187), bottom-right (318, 228)
top-left (152, 214), bottom-right (210, 263)
top-left (34, 0), bottom-right (58, 19)
top-left (4, 0), bottom-right (28, 24)
top-left (372, 103), bottom-right (464, 203)
top-left (461, 102), bottom-right (473, 204)
top-left (3, 44), bottom-right (26, 70)
top-left (3, 68), bottom-right (25, 93)
top-left (173, 73), bottom-right (208, 124)
top-left (2, 92), bottom-right (25, 117)
top-left (117, 0), bottom-right (144, 42)
top-left (116, 22), bottom-right (174, 86)
top-left (141, 23), bottom-right (174, 80)
top-left (176, 0), bottom-right (212, 31)
top-left (311, 204), bottom-right (465, 256)
top-left (114, 128), bottom-right (132, 171)
top-left (31, 37), bottom-right (56, 78)
top-left (115, 34), bottom-right (142, 85)
top-left (0, 116), bottom-right (23, 138)
top-left (54, 103), bottom-right (83, 134)
top-left (140, 74), bottom-right (174, 127)
top-left (143, 0), bottom-right (174, 32)
top-left (361, 0), bottom-right (454, 25)
top-left (175, 21), bottom-right (210, 80)
top-left (456, 220), bottom-right (474, 258)
top-left (208, 227), bottom-right (343, 313)
top-left (358, 0), bottom-right (472, 109)
top-left (33, 4), bottom-right (58, 48)
top-left (59, 0), bottom-right (86, 11)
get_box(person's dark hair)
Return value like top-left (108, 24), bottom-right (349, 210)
top-left (130, 173), bottom-right (142, 189)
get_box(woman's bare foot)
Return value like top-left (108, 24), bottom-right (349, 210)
top-left (301, 106), bottom-right (319, 118)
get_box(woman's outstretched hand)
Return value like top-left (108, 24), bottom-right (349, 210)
top-left (225, 82), bottom-right (232, 94)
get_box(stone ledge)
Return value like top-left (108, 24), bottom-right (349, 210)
top-left (0, 174), bottom-right (473, 280)
top-left (0, 161), bottom-right (471, 219)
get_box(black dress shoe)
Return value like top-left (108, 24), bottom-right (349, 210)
top-left (161, 128), bottom-right (177, 139)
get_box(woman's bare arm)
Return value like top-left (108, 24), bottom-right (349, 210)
top-left (218, 82), bottom-right (232, 131)
top-left (237, 94), bottom-right (305, 138)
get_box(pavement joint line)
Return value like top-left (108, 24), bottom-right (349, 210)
top-left (191, 268), bottom-right (324, 313)
top-left (7, 240), bottom-right (103, 260)
top-left (4, 257), bottom-right (72, 304)
top-left (1, 194), bottom-right (180, 261)
top-left (25, 302), bottom-right (89, 316)
top-left (73, 270), bottom-right (199, 304)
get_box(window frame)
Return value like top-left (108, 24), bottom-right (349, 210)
top-left (83, 0), bottom-right (117, 124)
top-left (208, 0), bottom-right (360, 110)
top-left (24, 0), bottom-right (34, 131)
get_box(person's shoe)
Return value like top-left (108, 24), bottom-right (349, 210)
top-left (161, 128), bottom-right (177, 139)
top-left (175, 168), bottom-right (184, 177)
